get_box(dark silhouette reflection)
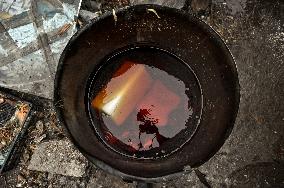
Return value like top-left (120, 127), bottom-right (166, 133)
top-left (137, 109), bottom-right (169, 149)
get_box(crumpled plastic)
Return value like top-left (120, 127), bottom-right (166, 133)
top-left (0, 0), bottom-right (82, 99)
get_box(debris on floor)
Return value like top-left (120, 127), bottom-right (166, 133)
top-left (0, 93), bottom-right (31, 174)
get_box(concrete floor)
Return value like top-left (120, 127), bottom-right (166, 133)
top-left (0, 0), bottom-right (283, 187)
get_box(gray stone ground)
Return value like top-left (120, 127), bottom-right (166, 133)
top-left (0, 0), bottom-right (284, 187)
top-left (28, 140), bottom-right (88, 177)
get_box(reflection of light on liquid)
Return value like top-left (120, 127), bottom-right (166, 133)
top-left (93, 62), bottom-right (152, 125)
top-left (92, 61), bottom-right (192, 149)
top-left (90, 50), bottom-right (201, 157)
top-left (102, 95), bottom-right (121, 115)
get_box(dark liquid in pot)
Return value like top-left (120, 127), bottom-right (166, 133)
top-left (88, 47), bottom-right (202, 159)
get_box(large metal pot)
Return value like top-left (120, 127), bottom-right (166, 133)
top-left (54, 4), bottom-right (240, 182)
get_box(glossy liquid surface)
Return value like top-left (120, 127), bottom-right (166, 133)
top-left (89, 47), bottom-right (202, 158)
